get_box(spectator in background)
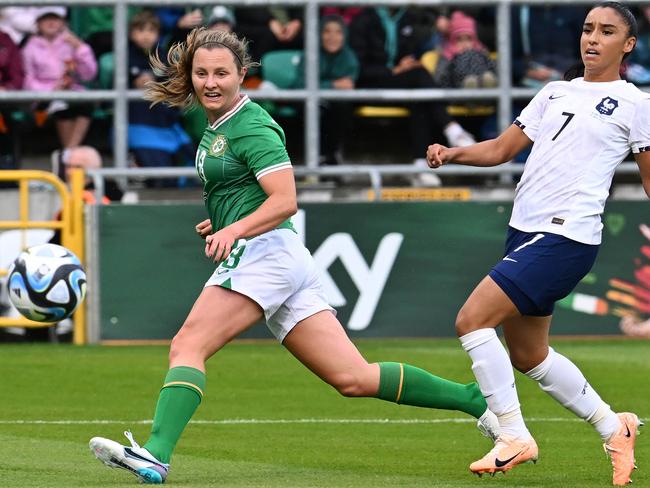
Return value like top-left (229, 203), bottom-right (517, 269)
top-left (0, 30), bottom-right (23, 92)
top-left (235, 7), bottom-right (303, 61)
top-left (155, 6), bottom-right (205, 50)
top-left (0, 30), bottom-right (23, 175)
top-left (511, 5), bottom-right (587, 87)
top-left (436, 11), bottom-right (497, 88)
top-left (349, 6), bottom-right (475, 186)
top-left (294, 15), bottom-right (358, 166)
top-left (167, 5), bottom-right (235, 47)
top-left (0, 30), bottom-right (23, 91)
top-left (51, 145), bottom-right (123, 206)
top-left (206, 6), bottom-right (235, 32)
top-left (67, 6), bottom-right (142, 60)
top-left (319, 6), bottom-right (363, 25)
top-left (625, 5), bottom-right (650, 85)
top-left (433, 7), bottom-right (496, 53)
top-left (0, 7), bottom-right (40, 47)
top-left (127, 10), bottom-right (194, 187)
top-left (22, 7), bottom-right (97, 149)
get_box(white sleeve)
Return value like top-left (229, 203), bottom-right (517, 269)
top-left (513, 84), bottom-right (553, 142)
top-left (630, 97), bottom-right (650, 154)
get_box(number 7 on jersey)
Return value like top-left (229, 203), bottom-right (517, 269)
top-left (552, 112), bottom-right (575, 141)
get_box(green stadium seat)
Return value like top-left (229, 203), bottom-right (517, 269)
top-left (260, 49), bottom-right (303, 89)
top-left (98, 52), bottom-right (114, 89)
top-left (260, 50), bottom-right (303, 118)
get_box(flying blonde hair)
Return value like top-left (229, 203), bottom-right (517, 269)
top-left (144, 27), bottom-right (258, 109)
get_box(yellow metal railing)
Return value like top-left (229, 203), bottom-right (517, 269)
top-left (0, 169), bottom-right (86, 344)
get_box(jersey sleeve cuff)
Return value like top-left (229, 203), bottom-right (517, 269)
top-left (514, 118), bottom-right (536, 141)
top-left (255, 161), bottom-right (293, 180)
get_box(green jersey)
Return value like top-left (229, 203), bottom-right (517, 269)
top-left (195, 95), bottom-right (294, 233)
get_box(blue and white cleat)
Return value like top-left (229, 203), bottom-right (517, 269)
top-left (89, 430), bottom-right (169, 484)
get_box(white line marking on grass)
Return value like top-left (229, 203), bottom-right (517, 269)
top-left (0, 417), bottom-right (587, 425)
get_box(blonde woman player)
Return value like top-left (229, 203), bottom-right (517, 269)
top-left (426, 2), bottom-right (649, 485)
top-left (88, 28), bottom-right (499, 484)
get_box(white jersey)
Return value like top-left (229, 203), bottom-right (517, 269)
top-left (511, 77), bottom-right (650, 244)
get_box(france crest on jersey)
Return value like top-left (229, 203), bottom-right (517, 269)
top-left (595, 96), bottom-right (618, 116)
top-left (510, 78), bottom-right (650, 245)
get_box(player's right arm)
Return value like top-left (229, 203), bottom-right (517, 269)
top-left (426, 124), bottom-right (533, 168)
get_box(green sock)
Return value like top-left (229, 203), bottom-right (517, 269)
top-left (143, 366), bottom-right (206, 464)
top-left (375, 362), bottom-right (487, 419)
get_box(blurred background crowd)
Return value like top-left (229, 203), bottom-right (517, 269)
top-left (0, 4), bottom-right (649, 189)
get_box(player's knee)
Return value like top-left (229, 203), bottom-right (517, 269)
top-left (169, 332), bottom-right (188, 363)
top-left (455, 307), bottom-right (478, 336)
top-left (455, 304), bottom-right (499, 336)
top-left (329, 372), bottom-right (372, 398)
top-left (168, 323), bottom-right (212, 363)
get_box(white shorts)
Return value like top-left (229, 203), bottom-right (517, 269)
top-left (204, 228), bottom-right (334, 341)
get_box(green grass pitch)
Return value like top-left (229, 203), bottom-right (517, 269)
top-left (0, 338), bottom-right (647, 487)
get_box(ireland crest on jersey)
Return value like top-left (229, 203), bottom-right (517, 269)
top-left (210, 134), bottom-right (228, 156)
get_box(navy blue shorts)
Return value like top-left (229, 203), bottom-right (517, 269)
top-left (489, 227), bottom-right (599, 316)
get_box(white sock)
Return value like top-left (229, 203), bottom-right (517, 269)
top-left (591, 403), bottom-right (623, 441)
top-left (526, 347), bottom-right (621, 440)
top-left (460, 329), bottom-right (530, 439)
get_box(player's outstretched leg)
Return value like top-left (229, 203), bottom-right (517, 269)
top-left (374, 362), bottom-right (500, 441)
top-left (281, 315), bottom-right (501, 442)
top-left (604, 412), bottom-right (643, 486)
top-left (89, 431), bottom-right (169, 484)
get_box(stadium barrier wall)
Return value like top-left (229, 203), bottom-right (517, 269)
top-left (95, 201), bottom-right (649, 342)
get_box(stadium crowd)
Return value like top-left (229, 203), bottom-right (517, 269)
top-left (0, 4), bottom-right (648, 187)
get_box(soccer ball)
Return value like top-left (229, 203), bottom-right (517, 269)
top-left (7, 243), bottom-right (86, 322)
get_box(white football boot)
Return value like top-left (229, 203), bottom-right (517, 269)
top-left (89, 430), bottom-right (169, 484)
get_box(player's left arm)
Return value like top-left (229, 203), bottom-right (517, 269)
top-left (205, 169), bottom-right (297, 262)
top-left (231, 168), bottom-right (297, 238)
top-left (634, 151), bottom-right (650, 199)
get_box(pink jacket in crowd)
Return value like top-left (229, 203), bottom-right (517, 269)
top-left (21, 32), bottom-right (97, 91)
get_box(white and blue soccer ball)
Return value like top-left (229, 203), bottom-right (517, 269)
top-left (7, 243), bottom-right (86, 322)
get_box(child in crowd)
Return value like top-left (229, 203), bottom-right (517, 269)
top-left (436, 11), bottom-right (497, 88)
top-left (21, 7), bottom-right (97, 148)
top-left (127, 10), bottom-right (195, 187)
